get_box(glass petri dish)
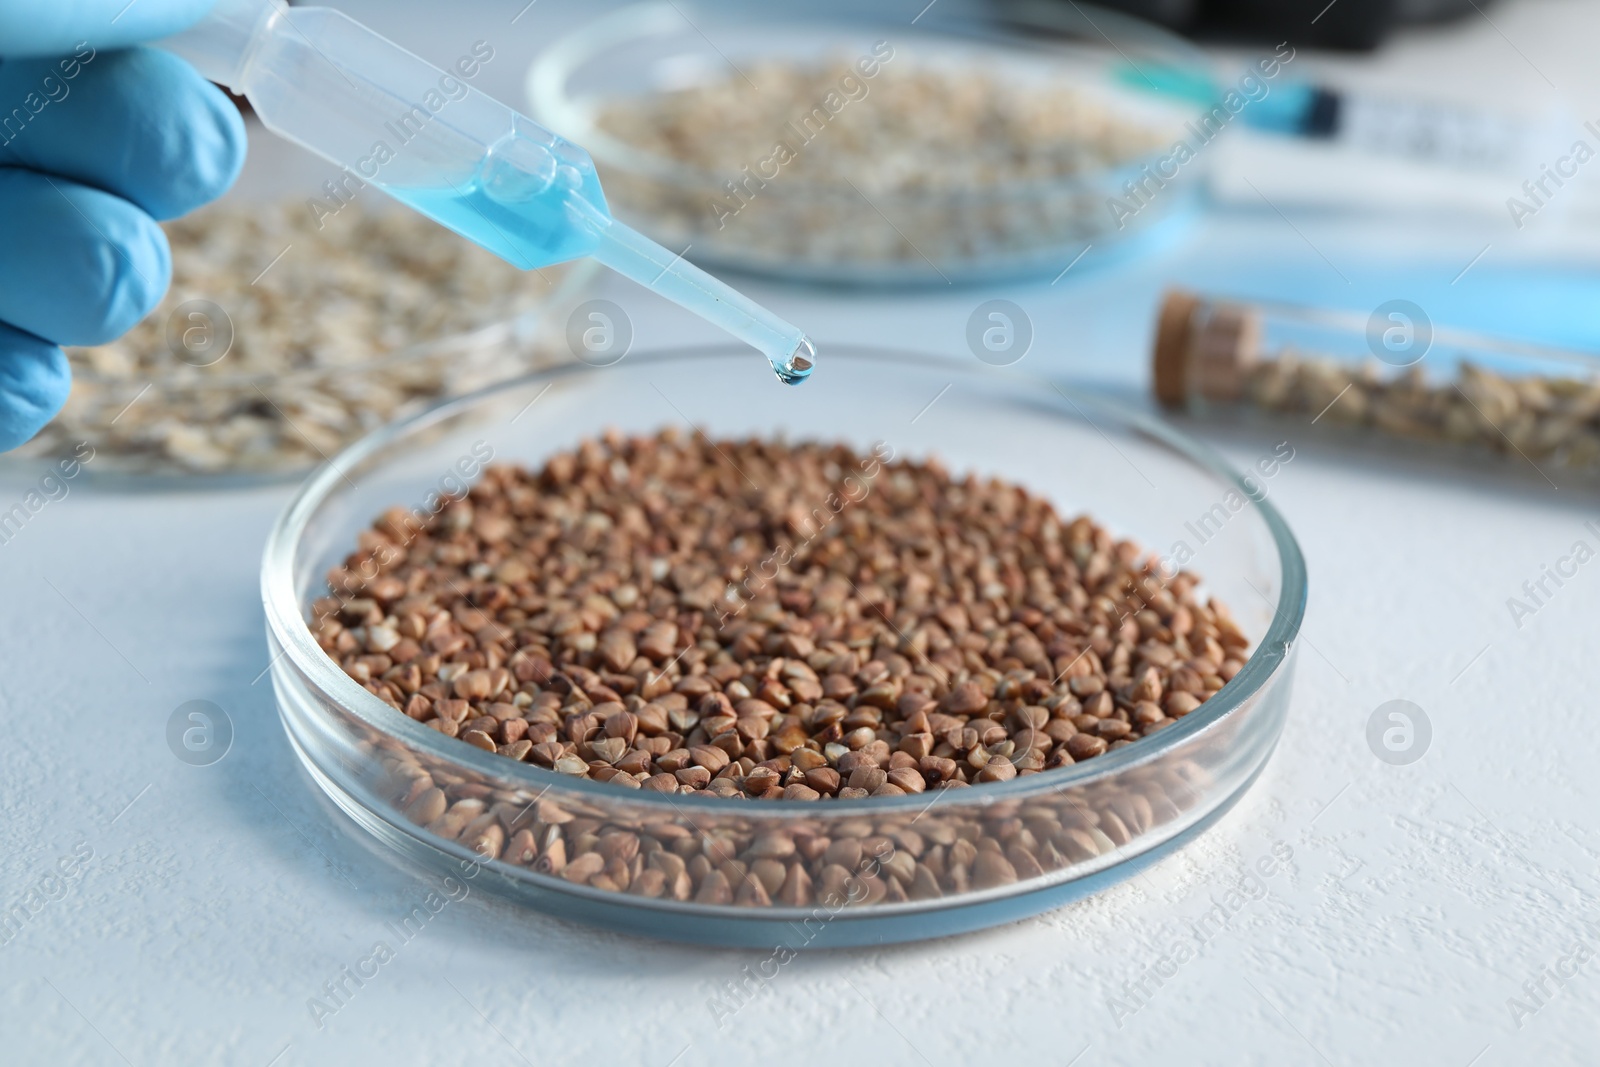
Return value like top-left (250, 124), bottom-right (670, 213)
top-left (527, 3), bottom-right (1214, 287)
top-left (3, 202), bottom-right (597, 489)
top-left (262, 346), bottom-right (1305, 946)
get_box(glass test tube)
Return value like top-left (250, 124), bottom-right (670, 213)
top-left (1151, 288), bottom-right (1600, 482)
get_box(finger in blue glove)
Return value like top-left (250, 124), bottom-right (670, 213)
top-left (0, 0), bottom-right (217, 59)
top-left (0, 46), bottom-right (247, 219)
top-left (0, 323), bottom-right (71, 453)
top-left (0, 1), bottom-right (247, 451)
top-left (0, 169), bottom-right (172, 346)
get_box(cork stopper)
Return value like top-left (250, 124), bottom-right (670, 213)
top-left (1152, 290), bottom-right (1201, 408)
top-left (1151, 289), bottom-right (1262, 409)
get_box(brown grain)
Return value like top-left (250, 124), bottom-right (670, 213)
top-left (314, 431), bottom-right (1246, 801)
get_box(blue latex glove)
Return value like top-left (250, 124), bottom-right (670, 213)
top-left (0, 0), bottom-right (246, 450)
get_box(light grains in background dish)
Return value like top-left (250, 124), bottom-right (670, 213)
top-left (593, 58), bottom-right (1166, 267)
top-left (313, 431), bottom-right (1249, 803)
top-left (17, 203), bottom-right (566, 476)
top-left (601, 60), bottom-right (1158, 192)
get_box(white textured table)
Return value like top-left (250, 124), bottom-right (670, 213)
top-left (3, 1), bottom-right (1599, 1064)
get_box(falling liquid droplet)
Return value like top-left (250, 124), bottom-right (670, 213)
top-left (774, 337), bottom-right (816, 386)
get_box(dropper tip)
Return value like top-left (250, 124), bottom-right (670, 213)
top-left (774, 337), bottom-right (816, 386)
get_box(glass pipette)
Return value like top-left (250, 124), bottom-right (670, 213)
top-left (158, 0), bottom-right (815, 384)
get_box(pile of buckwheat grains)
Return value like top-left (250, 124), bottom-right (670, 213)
top-left (316, 430), bottom-right (1249, 810)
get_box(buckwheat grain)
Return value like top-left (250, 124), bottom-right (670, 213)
top-left (315, 431), bottom-right (1248, 801)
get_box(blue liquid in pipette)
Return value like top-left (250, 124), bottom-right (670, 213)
top-left (392, 179), bottom-right (604, 273)
top-left (390, 178), bottom-right (815, 385)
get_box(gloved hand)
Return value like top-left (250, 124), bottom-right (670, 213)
top-left (0, 0), bottom-right (246, 450)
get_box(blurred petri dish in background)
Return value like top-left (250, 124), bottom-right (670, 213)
top-left (527, 2), bottom-right (1214, 287)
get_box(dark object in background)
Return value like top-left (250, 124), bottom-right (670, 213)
top-left (1012, 0), bottom-right (1489, 50)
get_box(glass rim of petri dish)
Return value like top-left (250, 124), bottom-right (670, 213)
top-left (262, 343), bottom-right (1307, 818)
